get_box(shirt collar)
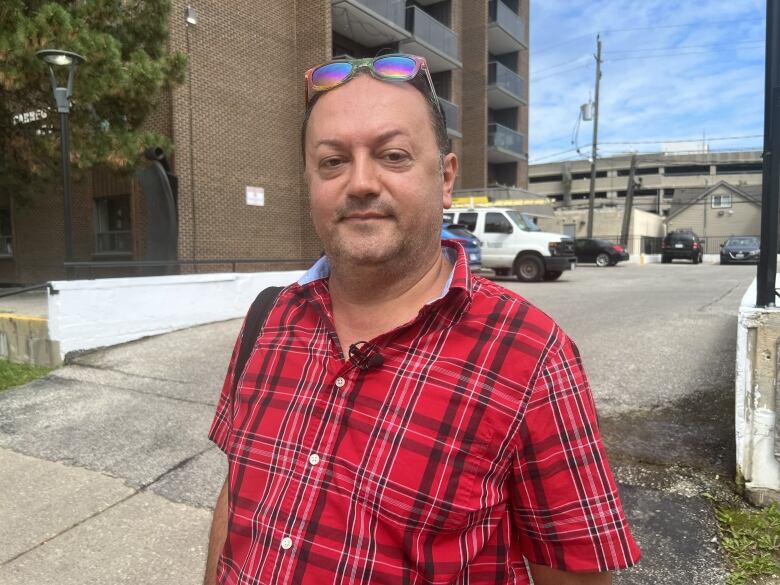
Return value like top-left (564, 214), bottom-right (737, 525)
top-left (297, 240), bottom-right (472, 299)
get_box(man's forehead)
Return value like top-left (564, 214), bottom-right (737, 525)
top-left (306, 76), bottom-right (430, 143)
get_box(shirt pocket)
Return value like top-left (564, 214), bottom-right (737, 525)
top-left (360, 415), bottom-right (498, 533)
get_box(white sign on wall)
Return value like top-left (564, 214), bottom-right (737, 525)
top-left (246, 186), bottom-right (265, 206)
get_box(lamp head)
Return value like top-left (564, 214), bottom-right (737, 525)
top-left (36, 49), bottom-right (86, 68)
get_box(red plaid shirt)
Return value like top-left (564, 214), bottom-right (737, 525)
top-left (209, 241), bottom-right (640, 584)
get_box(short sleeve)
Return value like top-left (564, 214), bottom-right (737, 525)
top-left (208, 318), bottom-right (247, 454)
top-left (510, 333), bottom-right (641, 571)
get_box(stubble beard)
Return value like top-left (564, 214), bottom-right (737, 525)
top-left (325, 210), bottom-right (441, 281)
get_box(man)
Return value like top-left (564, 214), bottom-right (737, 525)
top-left (205, 54), bottom-right (640, 584)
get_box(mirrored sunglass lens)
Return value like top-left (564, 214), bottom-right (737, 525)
top-left (312, 62), bottom-right (353, 89)
top-left (373, 56), bottom-right (417, 79)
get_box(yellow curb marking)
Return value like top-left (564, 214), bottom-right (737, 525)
top-left (0, 313), bottom-right (48, 323)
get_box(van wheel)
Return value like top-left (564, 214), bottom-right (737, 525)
top-left (514, 255), bottom-right (544, 282)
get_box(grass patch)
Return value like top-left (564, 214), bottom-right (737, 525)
top-left (0, 359), bottom-right (51, 391)
top-left (717, 503), bottom-right (780, 584)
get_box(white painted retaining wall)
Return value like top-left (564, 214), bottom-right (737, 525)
top-left (47, 271), bottom-right (304, 359)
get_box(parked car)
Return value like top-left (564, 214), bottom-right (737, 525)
top-left (720, 236), bottom-right (760, 265)
top-left (441, 223), bottom-right (482, 270)
top-left (442, 208), bottom-right (575, 282)
top-left (661, 230), bottom-right (703, 264)
top-left (574, 238), bottom-right (629, 267)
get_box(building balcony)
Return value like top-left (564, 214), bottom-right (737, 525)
top-left (400, 6), bottom-right (461, 73)
top-left (439, 97), bottom-right (461, 138)
top-left (331, 0), bottom-right (410, 48)
top-left (488, 0), bottom-right (527, 53)
top-left (487, 123), bottom-right (526, 163)
top-left (487, 61), bottom-right (526, 108)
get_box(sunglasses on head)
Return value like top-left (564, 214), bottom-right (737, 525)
top-left (304, 53), bottom-right (440, 110)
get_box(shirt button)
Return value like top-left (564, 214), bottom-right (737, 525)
top-left (335, 377), bottom-right (345, 388)
top-left (309, 453), bottom-right (320, 466)
top-left (281, 537), bottom-right (293, 550)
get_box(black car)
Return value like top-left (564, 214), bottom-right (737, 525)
top-left (661, 230), bottom-right (703, 264)
top-left (720, 236), bottom-right (760, 265)
top-left (574, 238), bottom-right (629, 267)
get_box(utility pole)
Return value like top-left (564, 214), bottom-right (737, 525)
top-left (586, 34), bottom-right (602, 239)
top-left (620, 153), bottom-right (637, 249)
top-left (757, 0), bottom-right (780, 307)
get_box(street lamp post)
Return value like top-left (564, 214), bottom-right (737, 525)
top-left (36, 49), bottom-right (86, 279)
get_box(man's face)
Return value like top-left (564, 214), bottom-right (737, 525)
top-left (304, 75), bottom-right (457, 270)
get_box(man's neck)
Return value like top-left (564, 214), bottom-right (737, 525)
top-left (327, 248), bottom-right (453, 354)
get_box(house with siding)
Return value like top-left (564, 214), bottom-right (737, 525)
top-left (665, 181), bottom-right (761, 254)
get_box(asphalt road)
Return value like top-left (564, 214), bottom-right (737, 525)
top-left (0, 260), bottom-right (758, 584)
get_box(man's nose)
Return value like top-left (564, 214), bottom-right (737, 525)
top-left (346, 154), bottom-right (381, 198)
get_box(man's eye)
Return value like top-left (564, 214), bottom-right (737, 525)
top-left (321, 158), bottom-right (344, 168)
top-left (383, 151), bottom-right (407, 162)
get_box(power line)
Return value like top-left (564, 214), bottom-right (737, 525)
top-left (529, 148), bottom-right (581, 163)
top-left (604, 49), bottom-right (762, 62)
top-left (598, 134), bottom-right (762, 146)
top-left (604, 40), bottom-right (763, 55)
top-left (532, 17), bottom-right (763, 54)
top-left (531, 54), bottom-right (590, 76)
top-left (530, 62), bottom-right (591, 82)
top-left (598, 17), bottom-right (763, 34)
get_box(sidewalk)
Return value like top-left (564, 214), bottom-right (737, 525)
top-left (0, 317), bottom-right (733, 584)
top-left (0, 319), bottom-right (235, 584)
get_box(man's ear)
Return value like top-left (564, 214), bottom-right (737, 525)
top-left (441, 153), bottom-right (458, 210)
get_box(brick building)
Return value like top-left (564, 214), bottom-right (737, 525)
top-left (6, 0), bottom-right (529, 284)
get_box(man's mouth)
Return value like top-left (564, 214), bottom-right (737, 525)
top-left (342, 212), bottom-right (389, 221)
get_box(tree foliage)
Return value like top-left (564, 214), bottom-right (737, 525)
top-left (0, 1), bottom-right (186, 201)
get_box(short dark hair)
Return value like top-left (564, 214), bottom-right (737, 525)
top-left (301, 71), bottom-right (449, 165)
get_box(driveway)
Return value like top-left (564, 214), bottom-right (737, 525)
top-left (0, 261), bottom-right (757, 583)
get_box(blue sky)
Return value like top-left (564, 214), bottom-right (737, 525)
top-left (528, 0), bottom-right (766, 163)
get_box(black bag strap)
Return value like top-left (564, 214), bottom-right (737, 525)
top-left (233, 286), bottom-right (283, 392)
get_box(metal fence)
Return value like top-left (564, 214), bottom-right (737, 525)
top-left (591, 235), bottom-right (761, 256)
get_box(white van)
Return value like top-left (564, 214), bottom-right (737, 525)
top-left (443, 208), bottom-right (576, 282)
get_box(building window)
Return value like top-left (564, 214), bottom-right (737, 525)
top-left (0, 209), bottom-right (12, 256)
top-left (712, 194), bottom-right (732, 209)
top-left (94, 195), bottom-right (132, 254)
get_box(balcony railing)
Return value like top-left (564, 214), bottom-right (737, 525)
top-left (439, 97), bottom-right (459, 135)
top-left (405, 6), bottom-right (458, 61)
top-left (488, 0), bottom-right (525, 45)
top-left (488, 61), bottom-right (524, 100)
top-left (354, 0), bottom-right (405, 28)
top-left (488, 123), bottom-right (525, 157)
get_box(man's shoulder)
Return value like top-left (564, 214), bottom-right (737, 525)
top-left (466, 275), bottom-right (566, 350)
